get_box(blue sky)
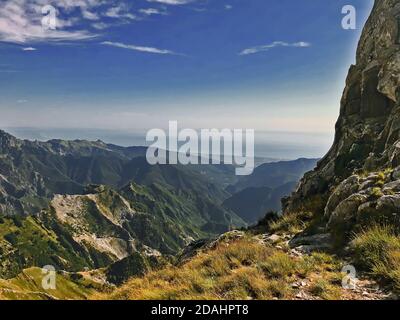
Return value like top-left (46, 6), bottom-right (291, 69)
top-left (0, 0), bottom-right (374, 136)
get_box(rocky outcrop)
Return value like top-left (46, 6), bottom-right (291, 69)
top-left (47, 184), bottom-right (194, 264)
top-left (50, 192), bottom-right (138, 263)
top-left (288, 233), bottom-right (333, 253)
top-left (284, 0), bottom-right (400, 226)
top-left (322, 168), bottom-right (400, 239)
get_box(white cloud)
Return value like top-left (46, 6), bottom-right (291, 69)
top-left (239, 41), bottom-right (311, 56)
top-left (22, 47), bottom-right (37, 51)
top-left (105, 5), bottom-right (137, 20)
top-left (101, 41), bottom-right (179, 55)
top-left (81, 10), bottom-right (100, 21)
top-left (139, 8), bottom-right (167, 16)
top-left (92, 22), bottom-right (109, 30)
top-left (0, 0), bottom-right (98, 44)
top-left (0, 0), bottom-right (199, 46)
top-left (225, 5), bottom-right (233, 10)
top-left (147, 0), bottom-right (193, 5)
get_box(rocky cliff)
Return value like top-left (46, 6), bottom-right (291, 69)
top-left (284, 0), bottom-right (400, 237)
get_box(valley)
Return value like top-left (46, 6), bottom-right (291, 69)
top-left (0, 129), bottom-right (314, 286)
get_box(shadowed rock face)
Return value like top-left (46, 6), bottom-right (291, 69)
top-left (284, 0), bottom-right (400, 215)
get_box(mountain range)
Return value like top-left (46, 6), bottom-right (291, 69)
top-left (223, 158), bottom-right (318, 223)
top-left (0, 129), bottom-right (316, 281)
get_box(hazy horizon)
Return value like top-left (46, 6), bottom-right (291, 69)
top-left (3, 126), bottom-right (332, 160)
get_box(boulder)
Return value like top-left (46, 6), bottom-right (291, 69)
top-left (289, 233), bottom-right (332, 251)
top-left (324, 175), bottom-right (360, 218)
top-left (327, 193), bottom-right (368, 229)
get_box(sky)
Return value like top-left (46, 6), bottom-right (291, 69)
top-left (0, 0), bottom-right (374, 152)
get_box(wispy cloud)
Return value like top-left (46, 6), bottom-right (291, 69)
top-left (81, 9), bottom-right (100, 21)
top-left (91, 22), bottom-right (109, 30)
top-left (147, 0), bottom-right (194, 5)
top-left (105, 5), bottom-right (138, 20)
top-left (22, 47), bottom-right (37, 51)
top-left (0, 0), bottom-right (199, 46)
top-left (239, 41), bottom-right (311, 56)
top-left (139, 8), bottom-right (168, 16)
top-left (101, 41), bottom-right (180, 55)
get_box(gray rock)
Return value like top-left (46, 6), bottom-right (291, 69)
top-left (392, 166), bottom-right (400, 180)
top-left (289, 233), bottom-right (332, 249)
top-left (382, 180), bottom-right (400, 192)
top-left (294, 244), bottom-right (332, 254)
top-left (265, 234), bottom-right (282, 244)
top-left (327, 194), bottom-right (368, 228)
top-left (324, 175), bottom-right (360, 218)
top-left (376, 195), bottom-right (400, 211)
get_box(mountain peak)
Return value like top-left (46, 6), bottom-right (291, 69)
top-left (0, 129), bottom-right (21, 151)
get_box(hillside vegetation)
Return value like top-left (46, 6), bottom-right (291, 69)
top-left (99, 231), bottom-right (382, 300)
top-left (0, 267), bottom-right (104, 300)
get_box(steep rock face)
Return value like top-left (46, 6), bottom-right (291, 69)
top-left (284, 0), bottom-right (400, 217)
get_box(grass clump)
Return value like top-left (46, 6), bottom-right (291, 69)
top-left (352, 225), bottom-right (400, 291)
top-left (309, 278), bottom-right (342, 300)
top-left (268, 211), bottom-right (313, 234)
top-left (260, 252), bottom-right (297, 278)
top-left (370, 187), bottom-right (383, 198)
